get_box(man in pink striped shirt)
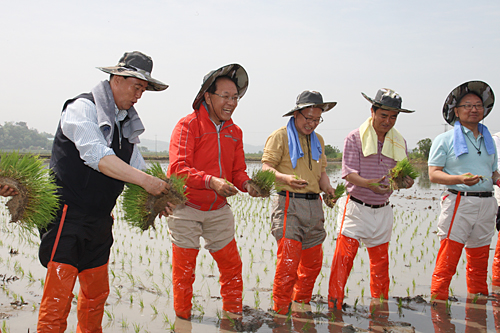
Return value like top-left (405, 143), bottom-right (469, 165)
top-left (328, 88), bottom-right (415, 310)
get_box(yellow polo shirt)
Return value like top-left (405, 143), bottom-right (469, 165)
top-left (262, 126), bottom-right (327, 194)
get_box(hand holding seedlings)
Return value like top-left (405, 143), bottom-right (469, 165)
top-left (0, 184), bottom-right (18, 197)
top-left (284, 174), bottom-right (308, 189)
top-left (122, 163), bottom-right (187, 230)
top-left (366, 176), bottom-right (391, 194)
top-left (323, 183), bottom-right (342, 208)
top-left (461, 173), bottom-right (482, 186)
top-left (388, 158), bottom-right (419, 189)
top-left (210, 176), bottom-right (238, 197)
top-left (246, 169), bottom-right (278, 197)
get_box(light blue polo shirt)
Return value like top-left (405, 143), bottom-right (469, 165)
top-left (428, 127), bottom-right (497, 192)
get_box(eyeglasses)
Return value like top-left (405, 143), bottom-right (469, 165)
top-left (298, 109), bottom-right (323, 124)
top-left (212, 93), bottom-right (240, 103)
top-left (457, 104), bottom-right (484, 111)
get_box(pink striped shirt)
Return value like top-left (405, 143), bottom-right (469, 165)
top-left (342, 128), bottom-right (405, 205)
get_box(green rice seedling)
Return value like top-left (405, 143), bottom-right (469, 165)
top-left (329, 311), bottom-right (336, 322)
top-left (133, 323), bottom-right (142, 332)
top-left (0, 152), bottom-right (60, 231)
top-left (389, 158), bottom-right (419, 189)
top-left (361, 287), bottom-right (365, 298)
top-left (121, 317), bottom-right (128, 328)
top-left (247, 169), bottom-right (278, 197)
top-left (139, 299), bottom-right (144, 309)
top-left (472, 294), bottom-right (479, 304)
top-left (129, 294), bottom-right (133, 304)
top-left (151, 304), bottom-right (158, 315)
top-left (302, 320), bottom-right (312, 331)
top-left (2, 320), bottom-right (9, 333)
top-left (122, 163), bottom-right (187, 230)
top-left (354, 297), bottom-right (359, 310)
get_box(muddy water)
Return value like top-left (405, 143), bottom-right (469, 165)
top-left (0, 162), bottom-right (499, 332)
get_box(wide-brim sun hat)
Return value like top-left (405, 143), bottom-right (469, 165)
top-left (192, 64), bottom-right (248, 110)
top-left (442, 80), bottom-right (495, 125)
top-left (97, 51), bottom-right (168, 92)
top-left (362, 88), bottom-right (414, 113)
top-left (282, 90), bottom-right (337, 117)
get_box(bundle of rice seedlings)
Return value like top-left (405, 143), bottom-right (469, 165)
top-left (246, 169), bottom-right (277, 197)
top-left (0, 152), bottom-right (59, 231)
top-left (122, 162), bottom-right (187, 231)
top-left (323, 183), bottom-right (346, 208)
top-left (389, 158), bottom-right (419, 189)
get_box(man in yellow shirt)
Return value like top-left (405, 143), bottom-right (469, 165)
top-left (262, 90), bottom-right (336, 314)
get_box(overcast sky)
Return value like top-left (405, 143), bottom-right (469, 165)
top-left (1, 0), bottom-right (499, 151)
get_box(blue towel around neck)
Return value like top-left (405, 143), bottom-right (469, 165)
top-left (453, 120), bottom-right (495, 158)
top-left (286, 117), bottom-right (322, 169)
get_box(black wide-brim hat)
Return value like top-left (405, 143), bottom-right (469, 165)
top-left (192, 64), bottom-right (248, 110)
top-left (442, 80), bottom-right (495, 125)
top-left (362, 88), bottom-right (414, 113)
top-left (282, 90), bottom-right (337, 117)
top-left (97, 51), bottom-right (168, 92)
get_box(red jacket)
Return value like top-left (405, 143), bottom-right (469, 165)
top-left (167, 103), bottom-right (250, 211)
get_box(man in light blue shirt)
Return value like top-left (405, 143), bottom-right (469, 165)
top-left (428, 80), bottom-right (499, 303)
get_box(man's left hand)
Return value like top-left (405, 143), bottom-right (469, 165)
top-left (159, 202), bottom-right (177, 218)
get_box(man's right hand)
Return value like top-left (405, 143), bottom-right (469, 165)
top-left (461, 173), bottom-right (481, 186)
top-left (366, 176), bottom-right (391, 194)
top-left (284, 174), bottom-right (309, 190)
top-left (210, 177), bottom-right (238, 197)
top-left (143, 176), bottom-right (171, 196)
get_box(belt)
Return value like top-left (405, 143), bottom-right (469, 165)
top-left (277, 191), bottom-right (319, 200)
top-left (350, 196), bottom-right (389, 209)
top-left (448, 189), bottom-right (493, 197)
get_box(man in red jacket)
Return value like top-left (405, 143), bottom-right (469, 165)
top-left (167, 63), bottom-right (260, 319)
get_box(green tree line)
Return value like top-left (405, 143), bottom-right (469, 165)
top-left (0, 121), bottom-right (433, 162)
top-left (0, 122), bottom-right (53, 151)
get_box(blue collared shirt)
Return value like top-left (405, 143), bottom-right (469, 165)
top-left (429, 127), bottom-right (497, 192)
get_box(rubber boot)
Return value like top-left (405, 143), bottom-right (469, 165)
top-left (431, 239), bottom-right (464, 300)
top-left (76, 263), bottom-right (109, 333)
top-left (367, 242), bottom-right (390, 300)
top-left (292, 244), bottom-right (323, 304)
top-left (465, 245), bottom-right (489, 296)
top-left (172, 244), bottom-right (199, 319)
top-left (328, 234), bottom-right (359, 310)
top-left (492, 233), bottom-right (500, 287)
top-left (273, 238), bottom-right (302, 314)
top-left (210, 238), bottom-right (243, 314)
top-left (37, 261), bottom-right (78, 332)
